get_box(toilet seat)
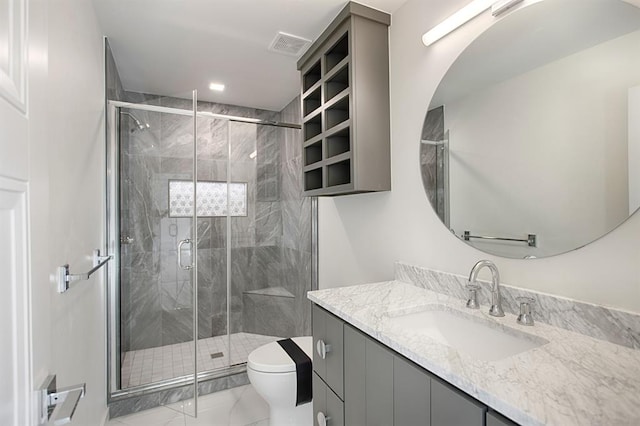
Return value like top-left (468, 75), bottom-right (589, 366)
top-left (248, 336), bottom-right (312, 373)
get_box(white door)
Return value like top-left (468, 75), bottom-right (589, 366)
top-left (0, 0), bottom-right (44, 424)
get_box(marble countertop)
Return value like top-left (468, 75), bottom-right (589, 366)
top-left (308, 281), bottom-right (640, 426)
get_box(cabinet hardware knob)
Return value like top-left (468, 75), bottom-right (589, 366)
top-left (317, 411), bottom-right (331, 426)
top-left (316, 340), bottom-right (332, 359)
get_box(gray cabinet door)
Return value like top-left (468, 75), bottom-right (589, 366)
top-left (487, 410), bottom-right (519, 426)
top-left (365, 338), bottom-right (394, 426)
top-left (344, 325), bottom-right (366, 425)
top-left (314, 372), bottom-right (344, 426)
top-left (431, 379), bottom-right (486, 426)
top-left (312, 305), bottom-right (326, 377)
top-left (312, 305), bottom-right (344, 398)
top-left (325, 309), bottom-right (344, 398)
top-left (344, 324), bottom-right (394, 426)
top-left (394, 355), bottom-right (431, 426)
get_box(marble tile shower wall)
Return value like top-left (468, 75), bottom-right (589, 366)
top-left (420, 106), bottom-right (445, 224)
top-left (119, 93), bottom-right (310, 352)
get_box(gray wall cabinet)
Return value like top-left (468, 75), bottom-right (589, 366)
top-left (297, 2), bottom-right (391, 196)
top-left (312, 304), bottom-right (520, 426)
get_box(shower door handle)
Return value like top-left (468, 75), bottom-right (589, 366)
top-left (178, 239), bottom-right (193, 270)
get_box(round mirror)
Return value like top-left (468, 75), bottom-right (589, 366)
top-left (421, 0), bottom-right (640, 258)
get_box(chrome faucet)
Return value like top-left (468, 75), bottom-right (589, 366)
top-left (468, 260), bottom-right (505, 317)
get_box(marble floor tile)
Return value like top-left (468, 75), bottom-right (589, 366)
top-left (107, 385), bottom-right (269, 426)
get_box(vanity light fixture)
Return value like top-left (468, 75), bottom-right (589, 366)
top-left (209, 82), bottom-right (225, 92)
top-left (422, 0), bottom-right (524, 46)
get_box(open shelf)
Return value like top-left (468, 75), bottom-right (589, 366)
top-left (326, 64), bottom-right (349, 102)
top-left (303, 61), bottom-right (321, 92)
top-left (304, 168), bottom-right (323, 191)
top-left (325, 32), bottom-right (349, 74)
top-left (303, 113), bottom-right (322, 141)
top-left (303, 86), bottom-right (322, 117)
top-left (327, 159), bottom-right (351, 187)
top-left (297, 3), bottom-right (390, 196)
top-left (325, 96), bottom-right (349, 130)
top-left (304, 141), bottom-right (323, 166)
top-left (326, 127), bottom-right (350, 158)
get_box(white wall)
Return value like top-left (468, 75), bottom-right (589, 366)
top-left (36, 0), bottom-right (107, 423)
top-left (318, 0), bottom-right (640, 313)
top-left (444, 30), bottom-right (640, 257)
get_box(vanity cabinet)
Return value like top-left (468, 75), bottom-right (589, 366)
top-left (431, 378), bottom-right (486, 426)
top-left (297, 2), bottom-right (391, 196)
top-left (487, 410), bottom-right (519, 426)
top-left (312, 304), bottom-right (515, 426)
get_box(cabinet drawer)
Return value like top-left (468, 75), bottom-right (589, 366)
top-left (313, 372), bottom-right (344, 426)
top-left (431, 378), bottom-right (487, 426)
top-left (312, 305), bottom-right (344, 398)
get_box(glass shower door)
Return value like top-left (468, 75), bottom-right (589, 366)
top-left (114, 90), bottom-right (200, 416)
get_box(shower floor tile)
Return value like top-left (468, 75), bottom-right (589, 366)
top-left (121, 332), bottom-right (280, 388)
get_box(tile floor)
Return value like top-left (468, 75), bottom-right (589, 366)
top-left (105, 384), bottom-right (269, 426)
top-left (122, 333), bottom-right (280, 388)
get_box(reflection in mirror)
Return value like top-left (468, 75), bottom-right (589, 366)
top-left (421, 0), bottom-right (640, 258)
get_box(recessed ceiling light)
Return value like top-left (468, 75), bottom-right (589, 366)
top-left (209, 83), bottom-right (225, 92)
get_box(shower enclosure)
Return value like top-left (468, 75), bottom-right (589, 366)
top-left (105, 90), bottom-right (313, 414)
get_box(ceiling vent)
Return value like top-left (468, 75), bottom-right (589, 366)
top-left (268, 32), bottom-right (311, 57)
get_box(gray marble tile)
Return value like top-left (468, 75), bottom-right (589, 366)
top-left (395, 261), bottom-right (640, 349)
top-left (257, 162), bottom-right (279, 202)
top-left (126, 272), bottom-right (162, 351)
top-left (162, 307), bottom-right (194, 346)
top-left (108, 374), bottom-right (246, 418)
top-left (257, 125), bottom-right (281, 165)
top-left (281, 198), bottom-right (311, 252)
top-left (229, 121), bottom-right (257, 162)
top-left (243, 292), bottom-right (295, 337)
top-left (281, 156), bottom-right (303, 202)
top-left (160, 250), bottom-right (192, 284)
top-left (255, 202), bottom-right (281, 246)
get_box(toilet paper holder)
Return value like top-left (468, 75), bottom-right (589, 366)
top-left (39, 375), bottom-right (85, 425)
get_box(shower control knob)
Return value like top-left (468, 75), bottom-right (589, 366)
top-left (316, 340), bottom-right (332, 359)
top-left (317, 412), bottom-right (330, 426)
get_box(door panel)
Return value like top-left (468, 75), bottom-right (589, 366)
top-left (0, 180), bottom-right (30, 426)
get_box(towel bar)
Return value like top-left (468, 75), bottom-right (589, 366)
top-left (462, 231), bottom-right (537, 247)
top-left (56, 249), bottom-right (112, 293)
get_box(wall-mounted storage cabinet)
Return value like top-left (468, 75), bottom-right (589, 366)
top-left (297, 2), bottom-right (391, 196)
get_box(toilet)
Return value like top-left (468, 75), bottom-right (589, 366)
top-left (247, 336), bottom-right (313, 426)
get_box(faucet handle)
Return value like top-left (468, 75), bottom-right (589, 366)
top-left (516, 296), bottom-right (535, 326)
top-left (465, 283), bottom-right (480, 309)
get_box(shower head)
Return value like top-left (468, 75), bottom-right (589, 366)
top-left (120, 111), bottom-right (150, 132)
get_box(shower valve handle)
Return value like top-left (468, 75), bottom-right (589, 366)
top-left (178, 239), bottom-right (193, 270)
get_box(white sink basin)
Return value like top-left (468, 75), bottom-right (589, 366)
top-left (386, 305), bottom-right (547, 362)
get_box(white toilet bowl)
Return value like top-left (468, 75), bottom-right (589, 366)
top-left (247, 336), bottom-right (313, 426)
